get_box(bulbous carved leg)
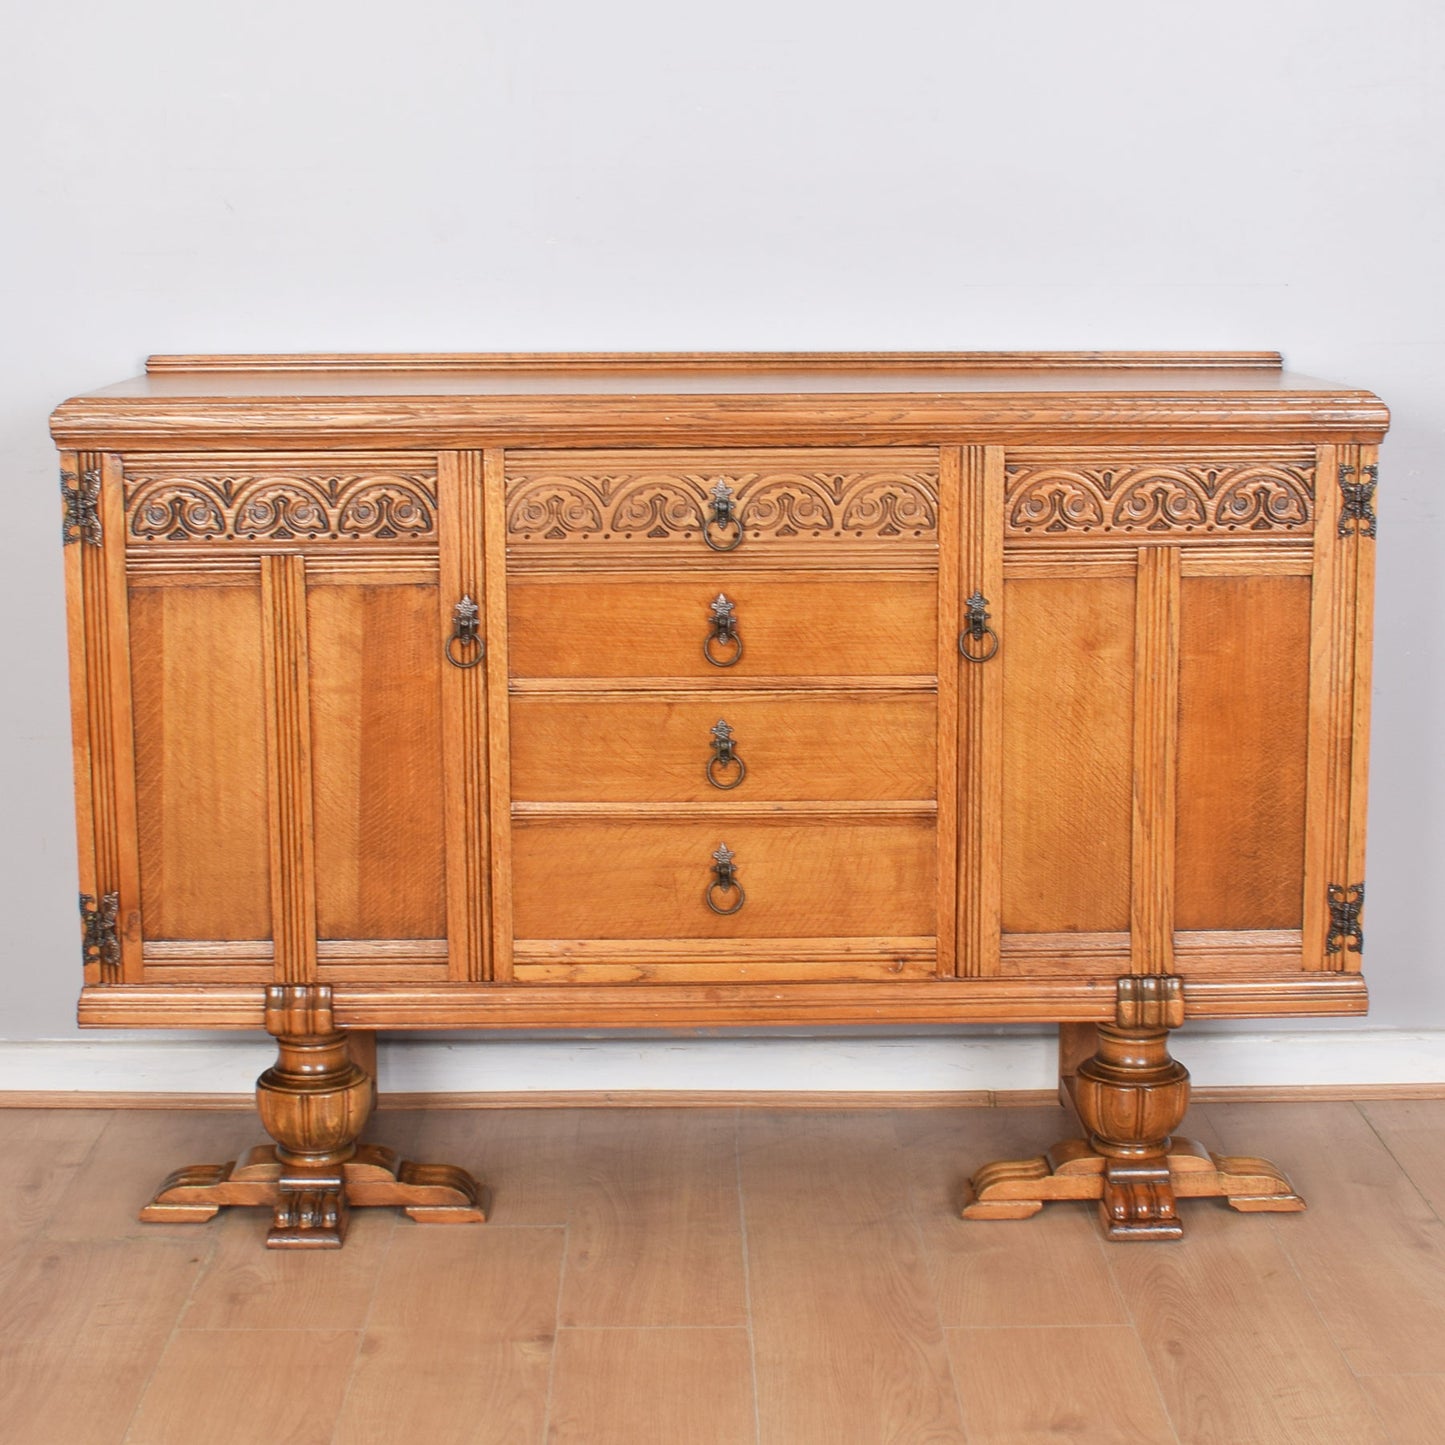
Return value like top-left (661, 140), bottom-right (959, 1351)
top-left (141, 985), bottom-right (489, 1248)
top-left (1076, 1023), bottom-right (1189, 1240)
top-left (256, 984), bottom-right (374, 1247)
top-left (963, 979), bottom-right (1305, 1241)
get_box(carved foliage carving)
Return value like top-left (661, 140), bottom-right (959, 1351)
top-left (126, 470), bottom-right (438, 543)
top-left (1005, 460), bottom-right (1314, 536)
top-left (506, 467), bottom-right (939, 544)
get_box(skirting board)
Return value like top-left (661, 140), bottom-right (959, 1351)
top-left (0, 1027), bottom-right (1442, 1103)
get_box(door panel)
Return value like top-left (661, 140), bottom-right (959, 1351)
top-left (1176, 575), bottom-right (1311, 931)
top-left (130, 583), bottom-right (271, 941)
top-left (1000, 576), bottom-right (1135, 935)
top-left (308, 582), bottom-right (447, 941)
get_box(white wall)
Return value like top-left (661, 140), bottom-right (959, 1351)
top-left (2, 1), bottom-right (1442, 1089)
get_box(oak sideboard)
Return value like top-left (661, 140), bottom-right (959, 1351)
top-left (51, 351), bottom-right (1386, 1246)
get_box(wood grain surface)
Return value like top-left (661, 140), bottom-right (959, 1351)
top-left (3, 1099), bottom-right (1440, 1443)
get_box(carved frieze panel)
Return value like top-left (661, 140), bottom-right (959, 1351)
top-left (124, 462), bottom-right (438, 544)
top-left (1004, 456), bottom-right (1315, 538)
top-left (505, 454), bottom-right (939, 549)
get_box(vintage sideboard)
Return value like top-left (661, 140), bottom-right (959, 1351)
top-left (51, 351), bottom-right (1386, 1246)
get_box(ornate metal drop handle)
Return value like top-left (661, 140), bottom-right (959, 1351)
top-left (704, 592), bottom-right (743, 667)
top-left (702, 478), bottom-right (744, 551)
top-left (958, 591), bottom-right (999, 663)
top-left (445, 595), bottom-right (485, 669)
top-left (705, 842), bottom-right (746, 915)
top-left (706, 718), bottom-right (747, 790)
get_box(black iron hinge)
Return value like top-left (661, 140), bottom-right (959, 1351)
top-left (1326, 882), bottom-right (1364, 956)
top-left (80, 891), bottom-right (121, 979)
top-left (61, 467), bottom-right (103, 547)
top-left (1338, 464), bottom-right (1378, 540)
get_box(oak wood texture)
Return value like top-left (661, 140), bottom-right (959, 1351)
top-left (6, 1098), bottom-right (1444, 1442)
top-left (140, 986), bottom-right (487, 1247)
top-left (54, 352), bottom-right (1383, 1248)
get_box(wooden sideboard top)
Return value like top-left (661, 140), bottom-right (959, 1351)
top-left (51, 351), bottom-right (1388, 449)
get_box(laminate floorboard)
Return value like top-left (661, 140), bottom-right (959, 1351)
top-left (1205, 1101), bottom-right (1445, 1377)
top-left (947, 1325), bottom-right (1176, 1444)
top-left (546, 1326), bottom-right (757, 1444)
top-left (1, 1097), bottom-right (1443, 1443)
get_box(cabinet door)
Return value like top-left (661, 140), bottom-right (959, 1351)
top-left (963, 445), bottom-right (1372, 988)
top-left (69, 450), bottom-right (490, 990)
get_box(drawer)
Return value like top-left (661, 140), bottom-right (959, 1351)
top-left (510, 817), bottom-right (935, 940)
top-left (510, 693), bottom-right (936, 801)
top-left (504, 448), bottom-right (940, 562)
top-left (507, 573), bottom-right (936, 679)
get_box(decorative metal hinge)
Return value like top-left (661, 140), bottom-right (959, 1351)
top-left (1338, 464), bottom-right (1378, 539)
top-left (61, 467), bottom-right (103, 547)
top-left (80, 890), bottom-right (121, 979)
top-left (1326, 882), bottom-right (1365, 956)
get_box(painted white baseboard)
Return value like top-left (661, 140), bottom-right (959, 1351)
top-left (0, 1028), bottom-right (1441, 1096)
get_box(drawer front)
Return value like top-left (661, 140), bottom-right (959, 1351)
top-left (505, 449), bottom-right (939, 563)
top-left (510, 694), bottom-right (936, 802)
top-left (508, 573), bottom-right (936, 679)
top-left (511, 818), bottom-right (935, 940)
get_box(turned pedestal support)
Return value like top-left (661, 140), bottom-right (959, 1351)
top-left (141, 985), bottom-right (488, 1248)
top-left (963, 976), bottom-right (1305, 1240)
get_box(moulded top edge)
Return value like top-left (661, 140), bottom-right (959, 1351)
top-left (143, 350), bottom-right (1287, 375)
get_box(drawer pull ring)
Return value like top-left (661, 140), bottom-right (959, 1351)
top-left (704, 592), bottom-right (744, 667)
top-left (446, 595), bottom-right (485, 669)
top-left (706, 718), bottom-right (747, 790)
top-left (706, 842), bottom-right (746, 914)
top-left (703, 478), bottom-right (745, 551)
top-left (959, 591), bottom-right (999, 663)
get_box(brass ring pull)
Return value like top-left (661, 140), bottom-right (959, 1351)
top-left (706, 719), bottom-right (746, 790)
top-left (447, 634), bottom-right (485, 669)
top-left (959, 591), bottom-right (999, 664)
top-left (706, 879), bottom-right (746, 914)
top-left (705, 842), bottom-right (745, 914)
top-left (446, 595), bottom-right (485, 670)
top-left (704, 593), bottom-right (743, 668)
top-left (703, 478), bottom-right (744, 552)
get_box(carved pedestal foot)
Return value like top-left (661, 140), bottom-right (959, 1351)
top-left (141, 1143), bottom-right (491, 1243)
top-left (962, 1135), bottom-right (1305, 1237)
top-left (963, 979), bottom-right (1305, 1241)
top-left (139, 986), bottom-right (489, 1248)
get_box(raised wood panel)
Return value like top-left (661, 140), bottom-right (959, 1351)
top-left (507, 572), bottom-right (936, 680)
top-left (511, 818), bottom-right (934, 941)
top-left (1176, 574), bottom-right (1311, 931)
top-left (509, 693), bottom-right (934, 802)
top-left (1000, 576), bottom-right (1135, 934)
top-left (307, 583), bottom-right (446, 941)
top-left (129, 583), bottom-right (271, 942)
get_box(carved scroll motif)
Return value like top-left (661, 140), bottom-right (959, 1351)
top-left (125, 472), bottom-right (438, 543)
top-left (506, 468), bottom-right (939, 543)
top-left (1005, 461), bottom-right (1314, 537)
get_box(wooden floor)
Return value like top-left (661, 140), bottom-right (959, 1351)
top-left (2, 1098), bottom-right (1444, 1444)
